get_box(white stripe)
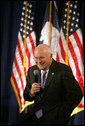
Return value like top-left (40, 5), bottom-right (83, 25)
top-left (18, 32), bottom-right (29, 75)
top-left (68, 48), bottom-right (84, 82)
top-left (15, 44), bottom-right (23, 73)
top-left (60, 29), bottom-right (66, 48)
top-left (18, 32), bottom-right (28, 70)
top-left (15, 38), bottom-right (27, 90)
top-left (57, 46), bottom-right (65, 63)
top-left (57, 28), bottom-right (84, 82)
top-left (18, 32), bottom-right (30, 87)
top-left (51, 24), bottom-right (60, 59)
top-left (31, 31), bottom-right (36, 47)
top-left (12, 31), bottom-right (36, 110)
top-left (77, 29), bottom-right (83, 45)
top-left (68, 50), bottom-right (77, 80)
top-left (26, 54), bottom-right (29, 73)
top-left (13, 33), bottom-right (27, 106)
top-left (26, 36), bottom-right (35, 66)
top-left (13, 63), bottom-right (24, 105)
top-left (57, 29), bottom-right (66, 63)
top-left (69, 34), bottom-right (84, 77)
top-left (18, 32), bottom-right (24, 56)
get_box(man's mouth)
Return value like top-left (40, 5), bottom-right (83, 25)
top-left (39, 62), bottom-right (44, 66)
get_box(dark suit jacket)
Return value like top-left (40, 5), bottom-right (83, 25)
top-left (21, 59), bottom-right (83, 125)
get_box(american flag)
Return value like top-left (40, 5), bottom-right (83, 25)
top-left (39, 1), bottom-right (60, 60)
top-left (56, 1), bottom-right (84, 114)
top-left (10, 1), bottom-right (36, 113)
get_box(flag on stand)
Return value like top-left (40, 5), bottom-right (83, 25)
top-left (10, 1), bottom-right (36, 113)
top-left (39, 1), bottom-right (60, 60)
top-left (56, 1), bottom-right (84, 115)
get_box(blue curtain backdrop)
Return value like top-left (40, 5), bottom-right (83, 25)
top-left (1, 1), bottom-right (46, 125)
top-left (1, 1), bottom-right (84, 125)
top-left (1, 1), bottom-right (23, 125)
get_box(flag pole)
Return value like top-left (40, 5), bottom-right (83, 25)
top-left (65, 1), bottom-right (84, 116)
top-left (22, 1), bottom-right (27, 77)
top-left (21, 1), bottom-right (35, 114)
top-left (49, 1), bottom-right (52, 46)
top-left (65, 1), bottom-right (70, 65)
top-left (22, 1), bottom-right (28, 113)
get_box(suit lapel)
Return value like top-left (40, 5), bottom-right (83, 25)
top-left (45, 70), bottom-right (55, 87)
top-left (42, 60), bottom-right (55, 95)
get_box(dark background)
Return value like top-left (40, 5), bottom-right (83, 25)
top-left (1, 1), bottom-right (85, 125)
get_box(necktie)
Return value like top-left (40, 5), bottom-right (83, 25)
top-left (41, 70), bottom-right (46, 88)
top-left (35, 71), bottom-right (46, 119)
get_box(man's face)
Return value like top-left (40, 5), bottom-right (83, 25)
top-left (34, 49), bottom-right (52, 70)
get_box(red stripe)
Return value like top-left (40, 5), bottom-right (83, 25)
top-left (11, 71), bottom-right (22, 108)
top-left (17, 38), bottom-right (26, 105)
top-left (17, 37), bottom-right (26, 83)
top-left (14, 55), bottom-right (26, 105)
top-left (26, 33), bottom-right (35, 68)
top-left (26, 44), bottom-right (31, 68)
top-left (59, 36), bottom-right (65, 61)
top-left (17, 38), bottom-right (23, 64)
top-left (73, 31), bottom-right (84, 65)
top-left (68, 38), bottom-right (84, 90)
top-left (56, 53), bottom-right (60, 62)
top-left (28, 33), bottom-right (35, 56)
top-left (14, 56), bottom-right (24, 92)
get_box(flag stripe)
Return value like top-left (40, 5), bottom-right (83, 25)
top-left (55, 1), bottom-right (84, 114)
top-left (18, 32), bottom-right (31, 72)
top-left (26, 32), bottom-right (36, 67)
top-left (59, 36), bottom-right (65, 61)
top-left (17, 33), bottom-right (27, 105)
top-left (14, 55), bottom-right (24, 92)
top-left (68, 38), bottom-right (84, 87)
top-left (11, 72), bottom-right (22, 109)
top-left (68, 50), bottom-right (76, 78)
top-left (56, 29), bottom-right (66, 63)
top-left (56, 43), bottom-right (65, 63)
top-left (13, 42), bottom-right (26, 106)
top-left (13, 62), bottom-right (26, 108)
top-left (17, 38), bottom-right (23, 64)
top-left (69, 32), bottom-right (84, 76)
top-left (13, 61), bottom-right (23, 100)
top-left (56, 53), bottom-right (60, 62)
top-left (56, 28), bottom-right (84, 96)
top-left (26, 43), bottom-right (31, 68)
top-left (73, 30), bottom-right (84, 64)
top-left (28, 33), bottom-right (35, 56)
top-left (11, 2), bottom-right (36, 112)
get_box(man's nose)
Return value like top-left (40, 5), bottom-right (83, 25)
top-left (37, 58), bottom-right (41, 63)
top-left (36, 58), bottom-right (42, 64)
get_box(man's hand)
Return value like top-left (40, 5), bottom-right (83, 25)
top-left (30, 83), bottom-right (41, 97)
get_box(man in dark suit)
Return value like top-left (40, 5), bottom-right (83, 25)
top-left (15, 44), bottom-right (83, 125)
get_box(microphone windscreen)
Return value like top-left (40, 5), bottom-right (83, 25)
top-left (33, 70), bottom-right (40, 83)
top-left (33, 70), bottom-right (39, 76)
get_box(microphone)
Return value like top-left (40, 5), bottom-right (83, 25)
top-left (33, 70), bottom-right (41, 100)
top-left (33, 70), bottom-right (40, 83)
